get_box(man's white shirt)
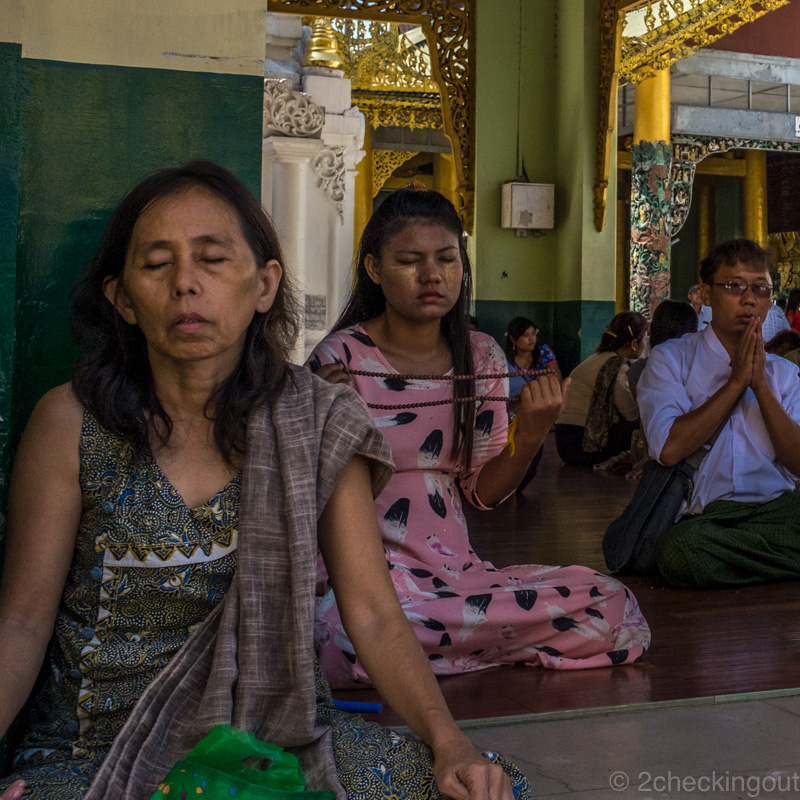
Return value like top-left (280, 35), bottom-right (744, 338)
top-left (638, 324), bottom-right (800, 516)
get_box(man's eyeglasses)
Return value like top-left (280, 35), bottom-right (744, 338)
top-left (710, 281), bottom-right (773, 299)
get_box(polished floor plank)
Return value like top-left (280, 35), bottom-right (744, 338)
top-left (333, 435), bottom-right (800, 725)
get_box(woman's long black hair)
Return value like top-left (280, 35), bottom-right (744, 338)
top-left (504, 316), bottom-right (541, 367)
top-left (596, 311), bottom-right (648, 353)
top-left (333, 188), bottom-right (476, 467)
top-left (71, 160), bottom-right (299, 464)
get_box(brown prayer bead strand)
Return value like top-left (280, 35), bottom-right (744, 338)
top-left (345, 368), bottom-right (555, 381)
top-left (366, 396), bottom-right (511, 410)
top-left (341, 368), bottom-right (557, 409)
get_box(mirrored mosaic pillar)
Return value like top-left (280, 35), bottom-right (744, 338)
top-left (630, 68), bottom-right (671, 319)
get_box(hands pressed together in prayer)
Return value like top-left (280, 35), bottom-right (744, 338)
top-left (730, 316), bottom-right (767, 395)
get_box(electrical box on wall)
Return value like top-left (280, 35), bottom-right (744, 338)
top-left (501, 182), bottom-right (554, 230)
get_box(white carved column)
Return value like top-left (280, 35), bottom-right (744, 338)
top-left (262, 78), bottom-right (325, 362)
top-left (303, 68), bottom-right (365, 330)
top-left (260, 67), bottom-right (366, 359)
top-left (263, 136), bottom-right (323, 363)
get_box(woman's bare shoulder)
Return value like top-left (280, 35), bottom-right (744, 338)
top-left (23, 383), bottom-right (84, 444)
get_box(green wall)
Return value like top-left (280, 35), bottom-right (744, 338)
top-left (473, 0), bottom-right (558, 304)
top-left (473, 0), bottom-right (617, 375)
top-left (0, 43), bottom-right (22, 540)
top-left (0, 54), bottom-right (263, 538)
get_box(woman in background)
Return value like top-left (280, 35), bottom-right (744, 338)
top-left (503, 317), bottom-right (561, 493)
top-left (504, 316), bottom-right (562, 394)
top-left (308, 188), bottom-right (650, 688)
top-left (554, 311), bottom-right (647, 467)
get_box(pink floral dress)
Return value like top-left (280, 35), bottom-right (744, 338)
top-left (308, 326), bottom-right (650, 688)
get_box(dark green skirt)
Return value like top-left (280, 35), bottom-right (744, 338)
top-left (657, 490), bottom-right (800, 588)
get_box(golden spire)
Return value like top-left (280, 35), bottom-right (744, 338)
top-left (302, 18), bottom-right (345, 70)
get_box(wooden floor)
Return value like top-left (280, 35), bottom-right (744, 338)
top-left (334, 435), bottom-right (800, 724)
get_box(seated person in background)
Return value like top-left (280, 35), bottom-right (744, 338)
top-left (308, 188), bottom-right (650, 687)
top-left (505, 316), bottom-right (563, 389)
top-left (627, 300), bottom-right (698, 397)
top-left (626, 301), bottom-right (698, 478)
top-left (638, 238), bottom-right (800, 589)
top-left (554, 312), bottom-right (647, 467)
top-left (688, 284), bottom-right (712, 328)
top-left (765, 329), bottom-right (800, 366)
top-left (0, 162), bottom-right (524, 800)
top-left (786, 288), bottom-right (800, 333)
top-left (762, 295), bottom-right (791, 341)
top-left (504, 316), bottom-right (561, 493)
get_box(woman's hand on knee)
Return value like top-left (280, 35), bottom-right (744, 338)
top-left (0, 780), bottom-right (26, 800)
top-left (433, 736), bottom-right (514, 800)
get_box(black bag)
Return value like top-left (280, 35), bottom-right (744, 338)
top-left (602, 409), bottom-right (733, 575)
top-left (602, 458), bottom-right (696, 574)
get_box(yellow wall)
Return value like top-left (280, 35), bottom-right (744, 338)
top-left (16, 0), bottom-right (267, 75)
top-left (0, 0), bottom-right (23, 43)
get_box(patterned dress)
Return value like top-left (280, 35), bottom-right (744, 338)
top-left (1, 411), bottom-right (529, 799)
top-left (308, 327), bottom-right (651, 688)
top-left (507, 343), bottom-right (558, 399)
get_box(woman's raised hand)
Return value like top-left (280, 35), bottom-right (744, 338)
top-left (516, 372), bottom-right (570, 439)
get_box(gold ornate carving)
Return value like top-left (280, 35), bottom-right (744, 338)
top-left (309, 17), bottom-right (439, 94)
top-left (595, 1), bottom-right (628, 232)
top-left (621, 0), bottom-right (789, 84)
top-left (595, 0), bottom-right (787, 231)
top-left (269, 0), bottom-right (474, 232)
top-left (372, 150), bottom-right (419, 198)
top-left (771, 232), bottom-right (800, 293)
top-left (354, 93), bottom-right (443, 131)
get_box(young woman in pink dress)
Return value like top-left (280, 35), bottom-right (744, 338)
top-left (307, 188), bottom-right (651, 689)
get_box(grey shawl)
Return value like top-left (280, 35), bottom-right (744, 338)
top-left (83, 365), bottom-right (393, 800)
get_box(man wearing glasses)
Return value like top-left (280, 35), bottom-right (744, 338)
top-left (637, 239), bottom-right (800, 588)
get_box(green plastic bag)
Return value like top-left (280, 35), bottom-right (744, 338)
top-left (150, 725), bottom-right (336, 800)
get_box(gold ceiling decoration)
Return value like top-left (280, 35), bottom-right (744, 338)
top-left (594, 0), bottom-right (786, 231)
top-left (268, 0), bottom-right (475, 233)
top-left (302, 17), bottom-right (443, 128)
top-left (621, 0), bottom-right (789, 84)
top-left (372, 150), bottom-right (419, 198)
top-left (307, 17), bottom-right (438, 94)
top-left (354, 94), bottom-right (443, 131)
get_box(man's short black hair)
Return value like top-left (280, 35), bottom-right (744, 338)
top-left (699, 239), bottom-right (774, 285)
